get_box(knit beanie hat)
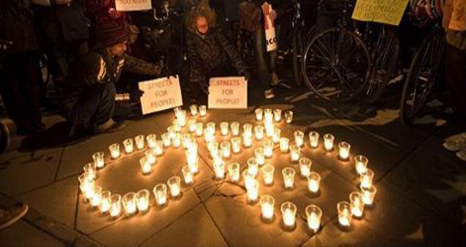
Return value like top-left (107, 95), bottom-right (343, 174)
top-left (95, 20), bottom-right (128, 47)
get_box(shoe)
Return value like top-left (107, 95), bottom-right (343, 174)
top-left (443, 133), bottom-right (466, 152)
top-left (264, 89), bottom-right (275, 99)
top-left (0, 204), bottom-right (28, 230)
top-left (456, 148), bottom-right (466, 162)
top-left (93, 119), bottom-right (126, 135)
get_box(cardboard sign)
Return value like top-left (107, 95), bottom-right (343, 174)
top-left (352, 0), bottom-right (409, 26)
top-left (115, 0), bottom-right (152, 12)
top-left (208, 77), bottom-right (247, 109)
top-left (262, 2), bottom-right (277, 52)
top-left (138, 76), bottom-right (183, 115)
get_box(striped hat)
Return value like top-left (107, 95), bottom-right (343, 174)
top-left (95, 20), bottom-right (128, 47)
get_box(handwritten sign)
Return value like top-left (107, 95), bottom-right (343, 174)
top-left (138, 76), bottom-right (183, 115)
top-left (115, 0), bottom-right (152, 12)
top-left (352, 0), bottom-right (409, 26)
top-left (262, 2), bottom-right (277, 52)
top-left (208, 77), bottom-right (247, 109)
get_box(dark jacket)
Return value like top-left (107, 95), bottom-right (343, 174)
top-left (252, 0), bottom-right (293, 19)
top-left (186, 27), bottom-right (248, 85)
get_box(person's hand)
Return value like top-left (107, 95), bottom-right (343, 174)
top-left (269, 9), bottom-right (277, 21)
top-left (55, 0), bottom-right (72, 5)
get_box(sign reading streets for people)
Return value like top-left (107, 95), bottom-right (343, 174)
top-left (208, 77), bottom-right (248, 109)
top-left (115, 0), bottom-right (152, 11)
top-left (352, 0), bottom-right (409, 26)
top-left (139, 76), bottom-right (183, 115)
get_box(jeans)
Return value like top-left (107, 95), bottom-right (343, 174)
top-left (445, 43), bottom-right (466, 121)
top-left (253, 25), bottom-right (277, 91)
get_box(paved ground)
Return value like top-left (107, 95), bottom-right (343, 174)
top-left (1, 81), bottom-right (466, 247)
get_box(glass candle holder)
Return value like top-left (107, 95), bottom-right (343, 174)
top-left (187, 156), bottom-right (199, 174)
top-left (265, 123), bottom-right (274, 137)
top-left (255, 147), bottom-right (265, 166)
top-left (243, 124), bottom-right (253, 136)
top-left (305, 205), bottom-right (322, 233)
top-left (338, 142), bottom-right (351, 160)
top-left (243, 169), bottom-right (256, 189)
top-left (294, 131), bottom-right (305, 147)
top-left (360, 185), bottom-right (377, 206)
top-left (230, 122), bottom-right (240, 136)
top-left (204, 129), bottom-right (215, 143)
top-left (167, 126), bottom-right (175, 139)
top-left (99, 191), bottom-right (111, 214)
top-left (80, 181), bottom-right (95, 201)
top-left (186, 119), bottom-right (195, 133)
top-left (221, 141), bottom-right (231, 158)
top-left (242, 133), bottom-right (252, 148)
top-left (282, 167), bottom-right (296, 189)
top-left (260, 195), bottom-right (275, 221)
top-left (206, 121), bottom-right (216, 133)
top-left (349, 191), bottom-right (364, 218)
top-left (290, 145), bottom-right (300, 162)
top-left (181, 134), bottom-right (192, 149)
top-left (195, 122), bottom-right (204, 137)
top-left (254, 125), bottom-right (264, 141)
top-left (227, 162), bottom-right (240, 182)
top-left (109, 143), bottom-right (120, 159)
top-left (199, 105), bottom-right (207, 117)
top-left (136, 189), bottom-right (150, 213)
top-left (281, 202), bottom-right (297, 229)
top-left (299, 157), bottom-right (312, 177)
top-left (190, 104), bottom-right (198, 116)
top-left (153, 183), bottom-right (168, 206)
top-left (208, 141), bottom-right (219, 157)
top-left (173, 119), bottom-right (182, 132)
top-left (220, 122), bottom-right (229, 136)
top-left (263, 140), bottom-right (274, 158)
top-left (247, 158), bottom-right (259, 177)
top-left (280, 137), bottom-right (290, 153)
top-left (122, 192), bottom-right (137, 216)
top-left (284, 110), bottom-right (293, 124)
top-left (145, 149), bottom-right (156, 164)
top-left (173, 133), bottom-right (181, 148)
top-left (308, 131), bottom-right (320, 148)
top-left (161, 133), bottom-right (171, 147)
top-left (360, 169), bottom-right (374, 189)
top-left (173, 106), bottom-right (182, 117)
top-left (155, 140), bottom-right (164, 156)
top-left (264, 108), bottom-right (273, 122)
top-left (354, 155), bottom-right (368, 175)
top-left (337, 201), bottom-right (352, 228)
top-left (231, 137), bottom-right (241, 154)
top-left (255, 108), bottom-right (263, 121)
top-left (123, 138), bottom-right (134, 154)
top-left (139, 157), bottom-right (152, 175)
top-left (247, 179), bottom-right (259, 203)
top-left (261, 164), bottom-right (275, 186)
top-left (177, 109), bottom-right (187, 126)
top-left (92, 152), bottom-right (105, 169)
top-left (110, 194), bottom-right (122, 218)
top-left (135, 135), bottom-right (145, 150)
top-left (182, 165), bottom-right (194, 185)
top-left (90, 186), bottom-right (102, 207)
top-left (308, 172), bottom-right (321, 193)
top-left (274, 109), bottom-right (282, 122)
top-left (146, 134), bottom-right (157, 148)
top-left (273, 128), bottom-right (281, 143)
top-left (323, 134), bottom-right (335, 151)
top-left (83, 163), bottom-right (97, 180)
top-left (214, 160), bottom-right (225, 180)
top-left (168, 176), bottom-right (181, 198)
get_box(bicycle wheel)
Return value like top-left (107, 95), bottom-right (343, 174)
top-left (400, 28), bottom-right (445, 125)
top-left (302, 28), bottom-right (371, 102)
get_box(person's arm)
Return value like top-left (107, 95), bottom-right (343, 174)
top-left (186, 32), bottom-right (206, 85)
top-left (215, 29), bottom-right (249, 77)
top-left (122, 54), bottom-right (162, 76)
top-left (82, 52), bottom-right (109, 86)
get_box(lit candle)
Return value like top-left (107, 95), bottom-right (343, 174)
top-left (167, 126), bottom-right (175, 139)
top-left (80, 181), bottom-right (95, 201)
top-left (360, 185), bottom-right (377, 206)
top-left (284, 110), bottom-right (293, 124)
top-left (187, 156), bottom-right (199, 174)
top-left (221, 141), bottom-right (231, 158)
top-left (349, 192), bottom-right (364, 218)
top-left (155, 140), bottom-right (164, 156)
top-left (204, 129), bottom-right (215, 143)
top-left (188, 119), bottom-right (197, 133)
top-left (177, 109), bottom-right (186, 126)
top-left (247, 179), bottom-right (259, 203)
top-left (294, 130), bottom-right (304, 147)
top-left (173, 133), bottom-right (181, 148)
top-left (255, 147), bottom-right (265, 166)
top-left (254, 125), bottom-right (265, 140)
top-left (273, 128), bottom-right (281, 143)
top-left (208, 141), bottom-right (219, 157)
top-left (99, 191), bottom-right (111, 214)
top-left (168, 176), bottom-right (181, 198)
top-left (281, 202), bottom-right (297, 228)
top-left (231, 137), bottom-right (241, 154)
top-left (146, 134), bottom-right (157, 148)
top-left (305, 205), bottom-right (322, 233)
top-left (135, 135), bottom-right (145, 150)
top-left (280, 137), bottom-right (289, 153)
top-left (230, 122), bottom-right (240, 136)
top-left (299, 157), bottom-right (312, 177)
top-left (173, 106), bottom-right (182, 116)
top-left (360, 169), bottom-right (374, 189)
top-left (123, 138), bottom-right (134, 154)
top-left (206, 122), bottom-right (216, 134)
top-left (109, 143), bottom-right (120, 159)
top-left (92, 152), bottom-right (105, 169)
top-left (243, 124), bottom-right (253, 136)
top-left (261, 164), bottom-right (275, 186)
top-left (282, 167), bottom-right (296, 189)
top-left (263, 140), bottom-right (274, 158)
top-left (264, 108), bottom-right (273, 122)
top-left (161, 133), bottom-right (171, 147)
top-left (260, 195), bottom-right (275, 221)
top-left (220, 122), bottom-right (229, 136)
top-left (195, 122), bottom-right (203, 137)
top-left (153, 184), bottom-right (168, 206)
top-left (110, 194), bottom-right (122, 218)
top-left (337, 201), bottom-right (352, 228)
top-left (122, 193), bottom-right (137, 216)
top-left (90, 186), bottom-right (102, 207)
top-left (308, 131), bottom-right (319, 148)
top-left (274, 109), bottom-right (282, 122)
top-left (214, 158), bottom-right (225, 180)
top-left (227, 162), bottom-right (240, 182)
top-left (199, 105), bottom-right (207, 117)
top-left (83, 163), bottom-right (97, 180)
top-left (265, 122), bottom-right (274, 137)
top-left (140, 157), bottom-right (152, 175)
top-left (145, 149), bottom-right (156, 164)
top-left (354, 155), bottom-right (368, 175)
top-left (247, 158), bottom-right (259, 177)
top-left (136, 189), bottom-right (150, 213)
top-left (338, 142), bottom-right (351, 160)
top-left (190, 104), bottom-right (198, 116)
top-left (290, 145), bottom-right (300, 162)
top-left (182, 165), bottom-right (194, 185)
top-left (243, 169), bottom-right (256, 189)
top-left (255, 108), bottom-right (263, 121)
top-left (242, 133), bottom-right (252, 148)
top-left (323, 134), bottom-right (335, 151)
top-left (307, 172), bottom-right (321, 193)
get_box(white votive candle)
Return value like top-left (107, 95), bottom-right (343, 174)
top-left (260, 195), bottom-right (275, 221)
